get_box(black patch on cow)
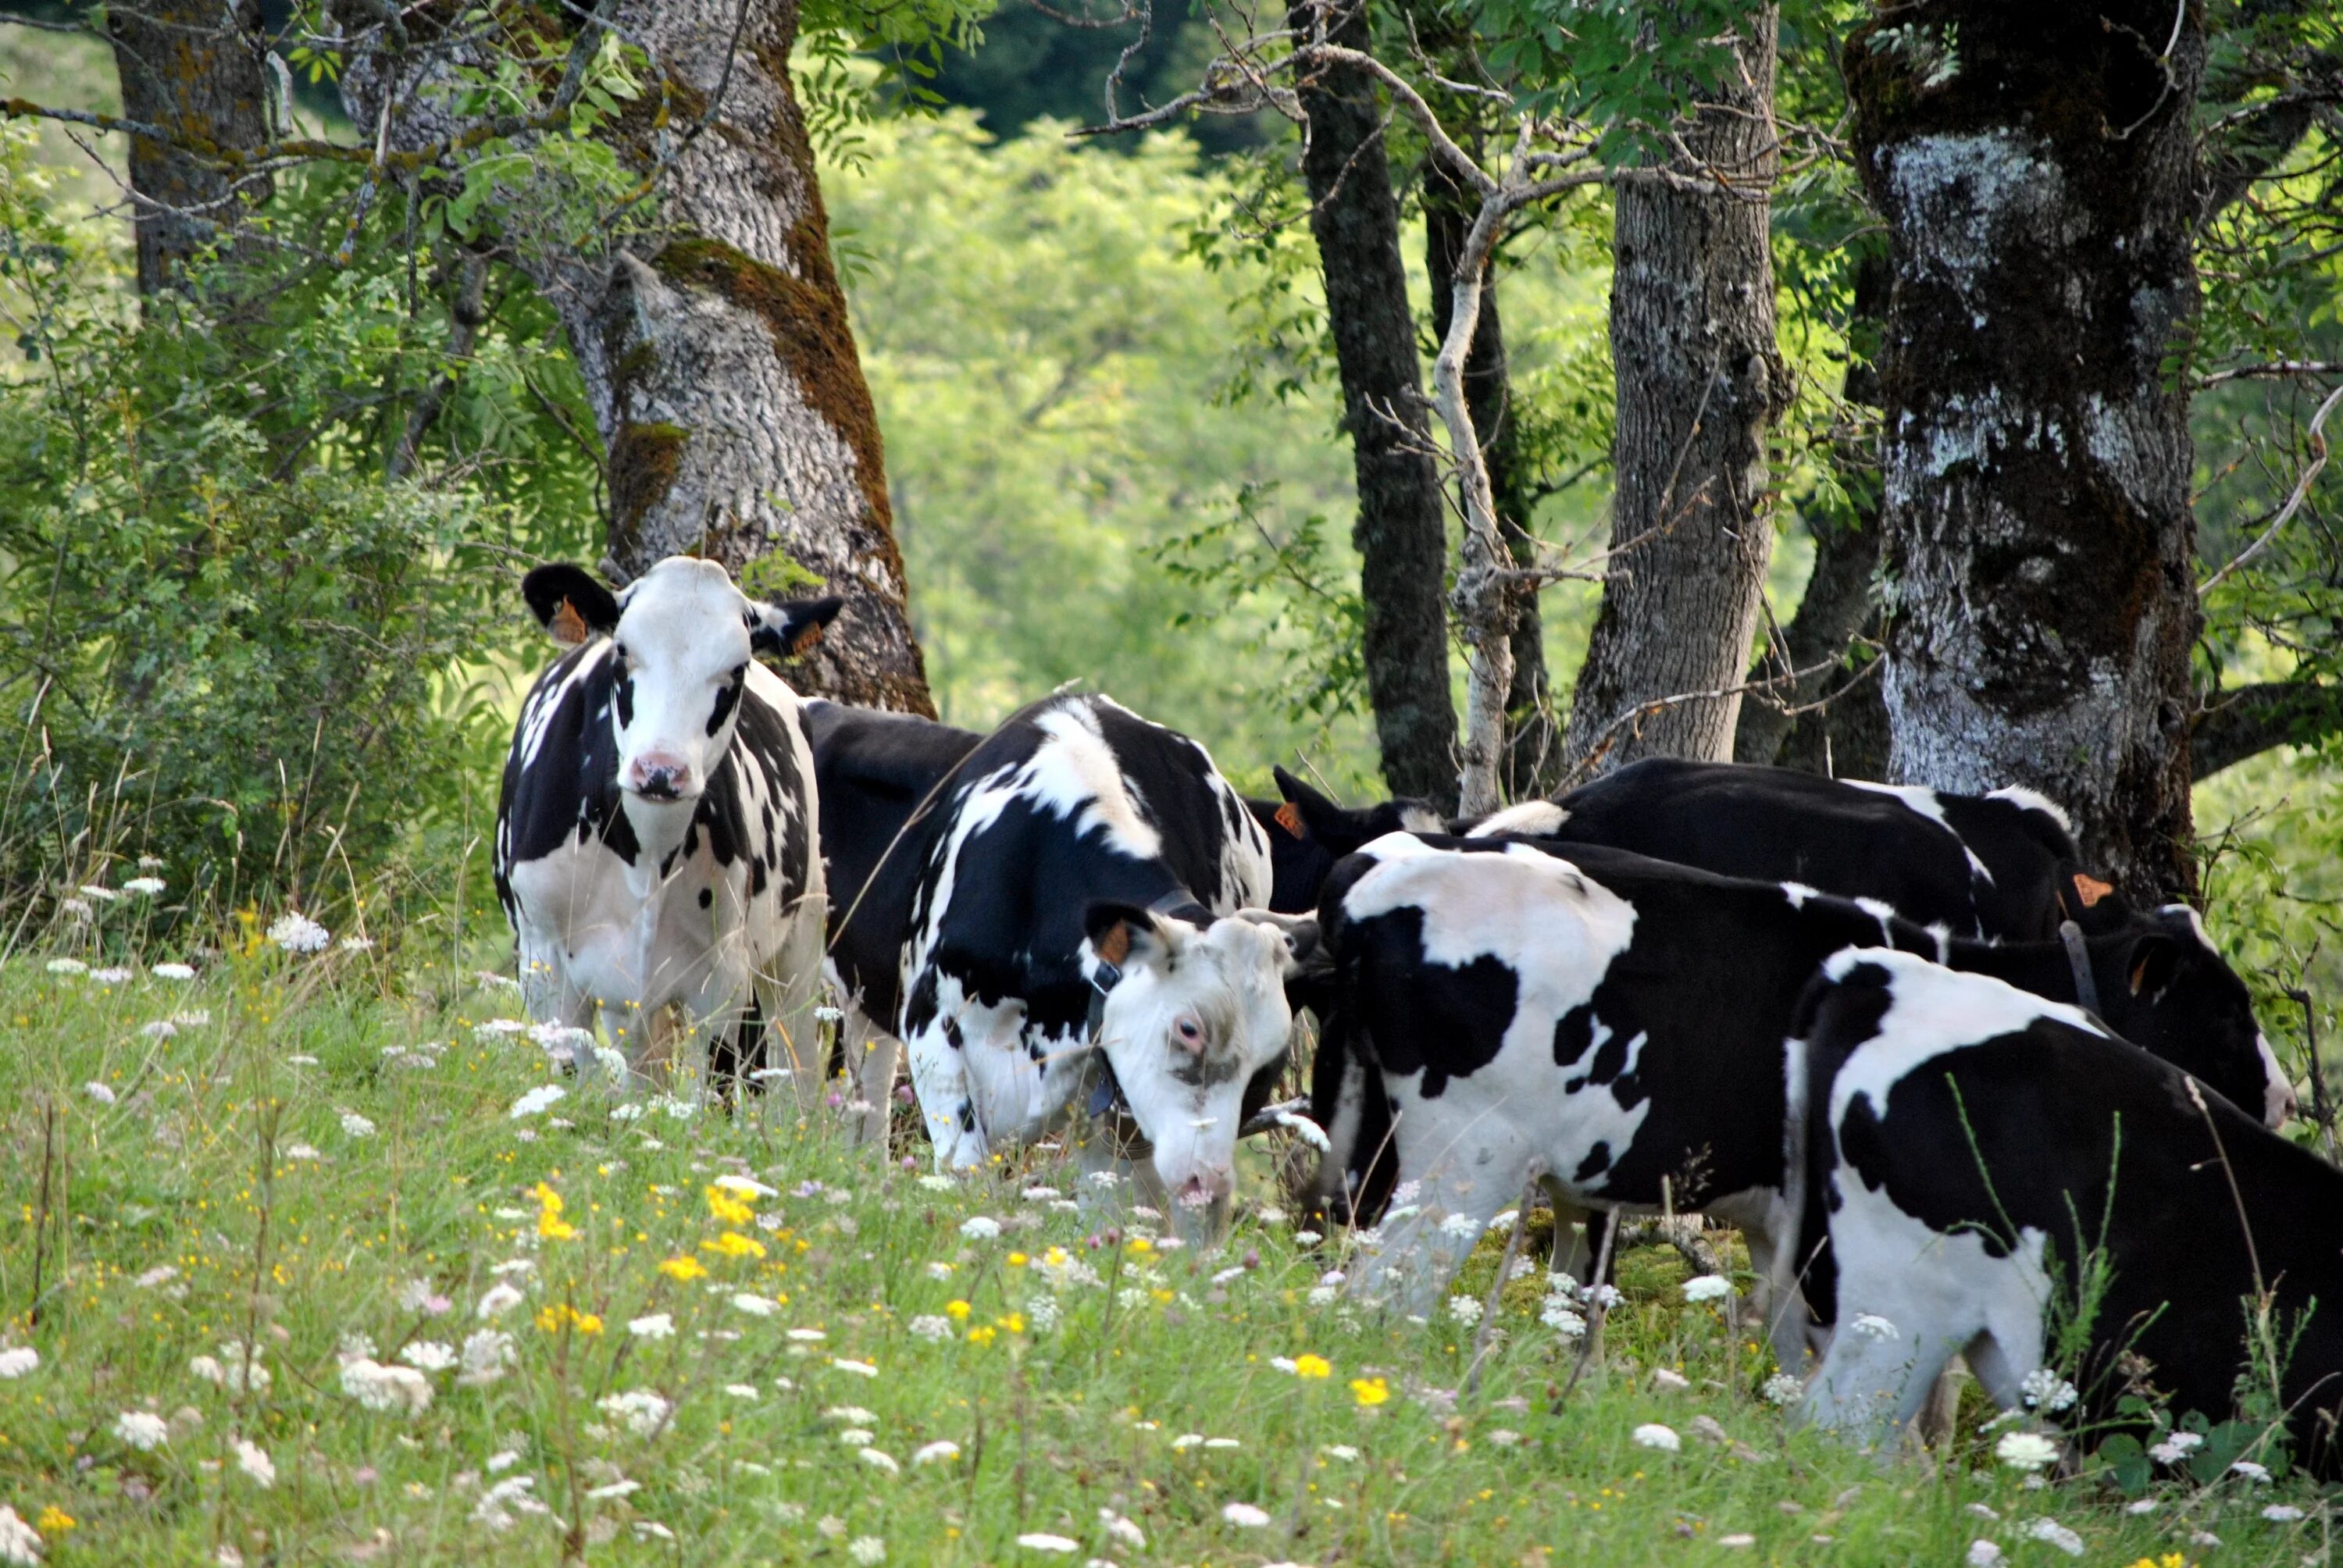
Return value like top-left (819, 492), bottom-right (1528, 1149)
top-left (958, 1099), bottom-right (977, 1132)
top-left (1574, 1141), bottom-right (1611, 1181)
top-left (707, 672), bottom-right (743, 736)
top-left (1553, 1005), bottom-right (1596, 1067)
top-left (699, 888), bottom-right (712, 909)
top-left (493, 643), bottom-right (642, 921)
top-left (1336, 904), bottom-right (1517, 1100)
top-left (613, 671), bottom-right (635, 729)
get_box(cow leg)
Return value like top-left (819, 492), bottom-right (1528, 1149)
top-left (707, 995), bottom-right (763, 1108)
top-left (841, 997), bottom-right (903, 1150)
top-left (1346, 1121), bottom-right (1534, 1317)
top-left (1796, 1286), bottom-right (1974, 1452)
top-left (904, 1019), bottom-right (988, 1171)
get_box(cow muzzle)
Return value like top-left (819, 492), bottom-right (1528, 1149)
top-left (626, 752), bottom-right (694, 801)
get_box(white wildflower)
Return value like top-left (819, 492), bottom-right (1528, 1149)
top-left (1651, 1368), bottom-right (1690, 1392)
top-left (1221, 1502), bottom-right (1271, 1527)
top-left (1995, 1431), bottom-right (2059, 1473)
top-left (341, 1359), bottom-right (432, 1414)
top-left (2149, 1431), bottom-right (2204, 1465)
top-left (960, 1216), bottom-right (1003, 1240)
top-left (84, 1082), bottom-right (116, 1105)
top-left (114, 1410), bottom-right (171, 1450)
top-left (724, 1384), bottom-right (758, 1399)
top-left (1437, 1212), bottom-right (1482, 1238)
top-left (266, 912), bottom-right (330, 953)
top-left (836, 1428), bottom-right (876, 1446)
top-left (2263, 1504), bottom-right (2306, 1522)
top-left (1294, 1229), bottom-right (1323, 1245)
top-left (458, 1330), bottom-right (515, 1384)
top-left (917, 1174), bottom-right (956, 1192)
top-left (1307, 1285), bottom-right (1338, 1307)
top-left (1965, 1543), bottom-right (2003, 1568)
top-left (123, 877), bottom-right (167, 896)
top-left (398, 1342), bottom-right (458, 1374)
top-left (1632, 1423), bottom-right (1681, 1452)
top-left (628, 1313), bottom-right (675, 1340)
top-left (1682, 1274), bottom-right (1732, 1303)
top-left (1541, 1301), bottom-right (1588, 1337)
top-left (1100, 1510), bottom-right (1145, 1548)
top-left (2231, 1459), bottom-right (2271, 1483)
top-left (153, 961), bottom-right (195, 980)
top-left (585, 1479), bottom-right (640, 1502)
top-left (91, 968), bottom-right (132, 984)
top-left (1171, 1434), bottom-right (1204, 1450)
top-left (139, 1020), bottom-right (177, 1041)
top-left (1849, 1313), bottom-right (1899, 1341)
top-left (1446, 1295), bottom-right (1483, 1327)
top-left (477, 1283), bottom-right (526, 1320)
top-left (858, 1448), bottom-right (899, 1474)
top-left (909, 1314), bottom-right (952, 1342)
top-left (833, 1358), bottom-right (879, 1377)
top-left (339, 935), bottom-right (373, 953)
top-left (911, 1440), bottom-right (960, 1466)
top-left (234, 1439), bottom-right (276, 1488)
top-left (786, 1328), bottom-right (827, 1342)
top-left (0, 1505), bottom-right (41, 1566)
top-left (730, 1294), bottom-right (779, 1317)
top-left (848, 1539), bottom-right (886, 1566)
top-left (2020, 1519), bottom-right (2083, 1556)
top-left (338, 1111), bottom-right (376, 1139)
top-left (1762, 1373), bottom-right (1804, 1406)
top-left (45, 957), bottom-right (87, 975)
top-left (79, 885), bottom-right (120, 902)
top-left (60, 899), bottom-right (92, 920)
top-left (134, 1265), bottom-right (178, 1288)
top-left (1325, 1443), bottom-right (1361, 1461)
top-left (0, 1347), bottom-right (37, 1378)
top-left (508, 1084), bottom-right (566, 1119)
top-left (2018, 1368), bottom-right (2077, 1413)
top-left (281, 1142), bottom-right (319, 1160)
top-left (597, 1389), bottom-right (673, 1436)
top-left (1015, 1535), bottom-right (1080, 1553)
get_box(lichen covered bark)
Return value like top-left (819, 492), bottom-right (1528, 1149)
top-left (107, 0), bottom-right (276, 294)
top-left (1847, 1), bottom-right (2204, 898)
top-left (1563, 6), bottom-right (1786, 776)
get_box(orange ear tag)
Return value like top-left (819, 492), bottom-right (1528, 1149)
top-left (1274, 801), bottom-right (1306, 839)
top-left (549, 597), bottom-right (590, 646)
top-left (2071, 873), bottom-right (2113, 908)
top-left (1094, 921), bottom-right (1132, 968)
top-left (790, 623), bottom-right (826, 657)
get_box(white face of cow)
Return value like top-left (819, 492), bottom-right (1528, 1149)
top-left (522, 557), bottom-right (841, 807)
top-left (1085, 904), bottom-right (1317, 1228)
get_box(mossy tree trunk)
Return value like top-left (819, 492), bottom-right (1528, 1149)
top-left (107, 0), bottom-right (276, 295)
top-left (337, 1), bottom-right (934, 714)
top-left (1562, 6), bottom-right (1786, 778)
top-left (1289, 0), bottom-right (1459, 809)
top-left (1847, 2), bottom-right (2205, 900)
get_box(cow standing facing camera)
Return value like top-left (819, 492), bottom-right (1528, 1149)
top-left (494, 556), bottom-right (842, 1100)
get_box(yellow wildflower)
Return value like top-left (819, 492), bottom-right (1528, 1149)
top-left (1007, 1253), bottom-right (1029, 1268)
top-left (658, 1256), bottom-right (708, 1282)
top-left (944, 1299), bottom-right (971, 1321)
top-left (707, 1185), bottom-right (754, 1226)
top-left (966, 1325), bottom-right (997, 1347)
top-left (701, 1231), bottom-right (767, 1259)
top-left (1350, 1376), bottom-right (1391, 1408)
top-left (36, 1506), bottom-right (74, 1533)
top-left (1126, 1236), bottom-right (1154, 1256)
top-left (1000, 1313), bottom-right (1025, 1335)
top-left (1293, 1353), bottom-right (1333, 1379)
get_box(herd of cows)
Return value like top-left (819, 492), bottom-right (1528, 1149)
top-left (491, 558), bottom-right (2340, 1472)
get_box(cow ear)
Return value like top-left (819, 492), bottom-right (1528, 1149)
top-left (2126, 932), bottom-right (2184, 1000)
top-left (522, 565), bottom-right (620, 646)
top-left (749, 596), bottom-right (844, 661)
top-left (1085, 900), bottom-right (1179, 978)
top-left (1274, 766), bottom-right (1363, 849)
top-left (1235, 907), bottom-right (1325, 978)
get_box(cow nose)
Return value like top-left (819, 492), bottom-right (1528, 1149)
top-left (629, 753), bottom-right (690, 799)
top-left (1175, 1167), bottom-right (1232, 1209)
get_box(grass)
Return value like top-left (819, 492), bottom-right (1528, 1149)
top-left (0, 907), bottom-right (2331, 1566)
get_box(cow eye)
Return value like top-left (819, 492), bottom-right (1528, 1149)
top-left (1175, 1015), bottom-right (1204, 1045)
top-left (729, 664), bottom-right (747, 684)
top-left (612, 643), bottom-right (630, 667)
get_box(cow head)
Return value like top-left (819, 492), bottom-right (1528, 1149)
top-left (1258, 767), bottom-right (1444, 914)
top-left (2093, 904), bottom-right (2295, 1128)
top-left (1082, 901), bottom-right (1321, 1234)
top-left (522, 558), bottom-right (842, 807)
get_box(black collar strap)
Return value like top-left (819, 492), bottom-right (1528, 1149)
top-left (1084, 889), bottom-right (1207, 1114)
top-left (2058, 920), bottom-right (2102, 1017)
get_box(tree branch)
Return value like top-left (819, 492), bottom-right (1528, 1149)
top-left (2192, 681), bottom-right (2343, 778)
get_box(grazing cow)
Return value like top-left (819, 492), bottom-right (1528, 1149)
top-left (494, 558), bottom-right (840, 1093)
top-left (809, 693), bottom-right (1315, 1228)
top-left (1305, 834), bottom-right (2288, 1324)
top-left (1271, 758), bottom-right (2126, 940)
top-left (1788, 949), bottom-right (2343, 1474)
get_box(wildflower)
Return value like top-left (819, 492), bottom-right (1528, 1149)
top-left (511, 1085), bottom-right (567, 1120)
top-left (909, 1314), bottom-right (951, 1342)
top-left (1437, 1212), bottom-right (1481, 1239)
top-left (849, 1539), bottom-right (886, 1566)
top-left (858, 1448), bottom-right (900, 1474)
top-left (786, 1328), bottom-right (828, 1342)
top-left (1848, 1313), bottom-right (1898, 1341)
top-left (1631, 1423), bottom-right (1681, 1452)
top-left (2020, 1519), bottom-right (2083, 1557)
top-left (458, 1330), bottom-right (515, 1384)
top-left (585, 1479), bottom-right (640, 1501)
top-left (912, 1440), bottom-right (960, 1466)
top-left (191, 1343), bottom-right (269, 1394)
top-left (45, 957), bottom-right (87, 975)
top-left (657, 1256), bottom-right (708, 1282)
top-left (1965, 1545), bottom-right (2002, 1568)
top-left (123, 877), bottom-right (166, 896)
top-left (340, 935), bottom-right (374, 952)
top-left (834, 1358), bottom-right (879, 1377)
top-left (965, 1326), bottom-right (997, 1347)
top-left (944, 1300), bottom-right (972, 1321)
top-left (2263, 1505), bottom-right (2306, 1523)
top-left (1541, 1301), bottom-right (1588, 1336)
top-left (1221, 1502), bottom-right (1271, 1527)
top-left (1762, 1373), bottom-right (1803, 1406)
top-left (1682, 1274), bottom-right (1732, 1303)
top-left (708, 1185), bottom-right (756, 1226)
top-left (0, 1348), bottom-right (37, 1379)
top-left (339, 1111), bottom-right (376, 1139)
top-left (1446, 1295), bottom-right (1483, 1327)
top-left (723, 1384), bottom-right (759, 1398)
top-left (836, 1427), bottom-right (876, 1446)
top-left (2231, 1459), bottom-right (2271, 1483)
top-left (267, 912), bottom-right (331, 953)
top-left (79, 885), bottom-right (120, 902)
top-left (704, 1231), bottom-right (767, 1259)
top-left (234, 1440), bottom-right (276, 1488)
top-left (597, 1389), bottom-right (674, 1436)
top-left (1015, 1534), bottom-right (1080, 1552)
top-left (2148, 1431), bottom-right (2204, 1465)
top-left (152, 960), bottom-right (195, 980)
top-left (478, 1283), bottom-right (526, 1320)
top-left (399, 1342), bottom-right (458, 1374)
top-left (730, 1294), bottom-right (779, 1317)
top-left (1324, 1444), bottom-right (1361, 1462)
top-left (1717, 1535), bottom-right (1755, 1549)
top-left (0, 1506), bottom-right (41, 1566)
top-left (629, 1313), bottom-right (675, 1340)
top-left (2019, 1368), bottom-right (2077, 1413)
top-left (1995, 1431), bottom-right (2059, 1473)
top-left (961, 1216), bottom-right (1003, 1240)
top-left (918, 1174), bottom-right (956, 1192)
top-left (341, 1360), bottom-right (433, 1415)
top-left (1350, 1377), bottom-right (1390, 1408)
top-left (91, 967), bottom-right (132, 984)
top-left (1293, 1353), bottom-right (1332, 1379)
top-left (60, 900), bottom-right (91, 921)
top-left (1652, 1368), bottom-right (1691, 1392)
top-left (134, 1266), bottom-right (178, 1288)
top-left (533, 1183), bottom-right (578, 1242)
top-left (114, 1410), bottom-right (171, 1451)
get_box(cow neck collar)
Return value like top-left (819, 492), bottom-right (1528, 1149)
top-left (2057, 920), bottom-right (2102, 1017)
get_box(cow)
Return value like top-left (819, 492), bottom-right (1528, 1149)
top-left (808, 693), bottom-right (1317, 1232)
top-left (494, 557), bottom-right (840, 1099)
top-left (1268, 758), bottom-right (2128, 942)
top-left (1303, 833), bottom-right (2290, 1332)
top-left (1787, 948), bottom-right (2343, 1475)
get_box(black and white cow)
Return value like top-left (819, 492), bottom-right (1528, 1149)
top-left (1271, 757), bottom-right (2127, 941)
top-left (1787, 949), bottom-right (2343, 1474)
top-left (808, 693), bottom-right (1315, 1224)
top-left (1306, 833), bottom-right (2289, 1321)
top-left (494, 558), bottom-right (840, 1092)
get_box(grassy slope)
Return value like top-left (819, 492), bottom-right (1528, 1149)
top-left (0, 929), bottom-right (2323, 1566)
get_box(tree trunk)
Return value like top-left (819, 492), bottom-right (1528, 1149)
top-left (339, 2), bottom-right (934, 713)
top-left (1289, 0), bottom-right (1457, 808)
top-left (1562, 7), bottom-right (1785, 778)
top-left (108, 0), bottom-right (276, 294)
top-left (1847, 2), bottom-right (2206, 900)
top-left (1426, 161), bottom-right (1553, 798)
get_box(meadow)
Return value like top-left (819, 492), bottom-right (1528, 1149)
top-left (0, 894), bottom-right (2328, 1565)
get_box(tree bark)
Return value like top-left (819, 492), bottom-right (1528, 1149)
top-left (338, 2), bottom-right (934, 713)
top-left (1289, 0), bottom-right (1458, 808)
top-left (1426, 162), bottom-right (1553, 797)
top-left (107, 0), bottom-right (276, 294)
top-left (1562, 7), bottom-right (1785, 777)
top-left (1847, 2), bottom-right (2206, 900)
